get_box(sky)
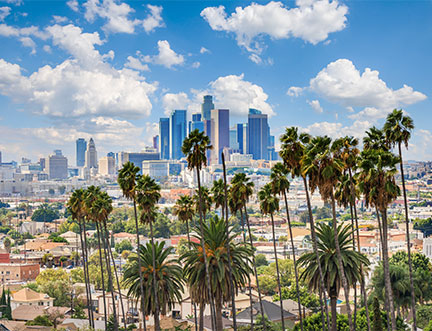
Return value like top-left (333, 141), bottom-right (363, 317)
top-left (0, 0), bottom-right (431, 163)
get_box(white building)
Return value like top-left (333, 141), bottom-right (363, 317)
top-left (98, 156), bottom-right (115, 176)
top-left (423, 237), bottom-right (432, 260)
top-left (85, 138), bottom-right (98, 169)
top-left (142, 160), bottom-right (169, 179)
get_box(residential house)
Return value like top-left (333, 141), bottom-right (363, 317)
top-left (10, 288), bottom-right (53, 310)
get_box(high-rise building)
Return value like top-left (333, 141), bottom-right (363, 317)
top-left (159, 118), bottom-right (170, 160)
top-left (189, 113), bottom-right (204, 134)
top-left (98, 156), bottom-right (115, 175)
top-left (85, 138), bottom-right (98, 169)
top-left (76, 138), bottom-right (87, 167)
top-left (237, 123), bottom-right (248, 154)
top-left (124, 148), bottom-right (160, 173)
top-left (47, 151), bottom-right (68, 180)
top-left (153, 135), bottom-right (159, 150)
top-left (201, 95), bottom-right (214, 121)
top-left (210, 109), bottom-right (230, 164)
top-left (170, 110), bottom-right (187, 160)
top-left (248, 109), bottom-right (269, 160)
top-left (229, 126), bottom-right (239, 151)
top-left (107, 152), bottom-right (115, 158)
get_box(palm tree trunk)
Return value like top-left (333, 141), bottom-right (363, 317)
top-left (348, 202), bottom-right (357, 329)
top-left (330, 191), bottom-right (354, 331)
top-left (199, 303), bottom-right (204, 331)
top-left (104, 219), bottom-right (127, 330)
top-left (82, 217), bottom-right (94, 329)
top-left (101, 222), bottom-right (119, 331)
top-left (196, 167), bottom-right (217, 330)
top-left (149, 221), bottom-right (160, 331)
top-left (95, 222), bottom-right (108, 330)
top-left (270, 212), bottom-right (285, 331)
top-left (215, 298), bottom-right (224, 331)
top-left (330, 291), bottom-right (338, 331)
top-left (380, 209), bottom-right (397, 331)
top-left (302, 177), bottom-right (330, 329)
top-left (221, 153), bottom-right (237, 331)
top-left (186, 220), bottom-right (198, 331)
top-left (244, 206), bottom-right (266, 329)
top-left (240, 209), bottom-right (254, 331)
top-left (78, 219), bottom-right (92, 328)
top-left (282, 190), bottom-right (303, 331)
top-left (133, 200), bottom-right (147, 331)
top-left (348, 168), bottom-right (371, 331)
top-left (398, 143), bottom-right (417, 330)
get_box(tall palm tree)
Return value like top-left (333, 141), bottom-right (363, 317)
top-left (123, 242), bottom-right (184, 318)
top-left (302, 135), bottom-right (354, 331)
top-left (357, 148), bottom-right (401, 331)
top-left (270, 162), bottom-right (303, 331)
top-left (230, 173), bottom-right (266, 328)
top-left (136, 175), bottom-right (161, 331)
top-left (258, 183), bottom-right (285, 331)
top-left (117, 162), bottom-right (147, 331)
top-left (279, 127), bottom-right (330, 328)
top-left (211, 179), bottom-right (226, 219)
top-left (173, 195), bottom-right (198, 330)
top-left (182, 129), bottom-right (216, 330)
top-left (67, 189), bottom-right (94, 329)
top-left (383, 108), bottom-right (416, 330)
top-left (297, 223), bottom-right (370, 329)
top-left (181, 216), bottom-right (252, 331)
top-left (363, 126), bottom-right (389, 151)
top-left (193, 187), bottom-right (212, 222)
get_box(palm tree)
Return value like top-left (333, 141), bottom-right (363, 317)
top-left (230, 173), bottom-right (266, 328)
top-left (123, 242), bottom-right (184, 318)
top-left (182, 129), bottom-right (216, 330)
top-left (67, 189), bottom-right (94, 329)
top-left (383, 108), bottom-right (416, 330)
top-left (211, 179), bottom-right (226, 219)
top-left (357, 148), bottom-right (401, 331)
top-left (117, 162), bottom-right (147, 331)
top-left (193, 187), bottom-right (212, 222)
top-left (136, 175), bottom-right (161, 331)
top-left (280, 127), bottom-right (330, 328)
top-left (363, 126), bottom-right (389, 151)
top-left (270, 162), bottom-right (303, 331)
top-left (181, 216), bottom-right (253, 331)
top-left (297, 223), bottom-right (369, 329)
top-left (258, 183), bottom-right (285, 331)
top-left (173, 195), bottom-right (198, 330)
top-left (302, 135), bottom-right (354, 331)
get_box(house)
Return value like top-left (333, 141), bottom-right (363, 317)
top-left (0, 320), bottom-right (52, 331)
top-left (0, 263), bottom-right (39, 282)
top-left (10, 288), bottom-right (54, 310)
top-left (12, 305), bottom-right (70, 322)
top-left (58, 318), bottom-right (106, 331)
top-left (236, 300), bottom-right (296, 327)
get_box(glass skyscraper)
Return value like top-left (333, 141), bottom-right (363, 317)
top-left (170, 110), bottom-right (187, 160)
top-left (76, 138), bottom-right (86, 167)
top-left (237, 123), bottom-right (248, 154)
top-left (189, 113), bottom-right (204, 134)
top-left (210, 109), bottom-right (229, 164)
top-left (247, 108), bottom-right (269, 160)
top-left (201, 95), bottom-right (214, 121)
top-left (159, 118), bottom-right (170, 160)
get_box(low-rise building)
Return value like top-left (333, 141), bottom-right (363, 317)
top-left (11, 288), bottom-right (53, 310)
top-left (0, 263), bottom-right (39, 282)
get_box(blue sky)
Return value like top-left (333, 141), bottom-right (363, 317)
top-left (0, 0), bottom-right (431, 163)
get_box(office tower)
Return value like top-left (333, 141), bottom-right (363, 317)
top-left (76, 138), bottom-right (87, 167)
top-left (153, 135), bottom-right (159, 150)
top-left (98, 156), bottom-right (115, 175)
top-left (189, 113), bottom-right (204, 134)
top-left (210, 109), bottom-right (230, 164)
top-left (170, 110), bottom-right (187, 160)
top-left (229, 126), bottom-right (239, 150)
top-left (107, 152), bottom-right (115, 158)
top-left (39, 158), bottom-right (46, 170)
top-left (85, 138), bottom-right (98, 168)
top-left (201, 95), bottom-right (214, 121)
top-left (248, 108), bottom-right (269, 160)
top-left (237, 123), bottom-right (248, 154)
top-left (159, 118), bottom-right (170, 160)
top-left (124, 148), bottom-right (160, 173)
top-left (53, 150), bottom-right (62, 156)
top-left (47, 151), bottom-right (68, 180)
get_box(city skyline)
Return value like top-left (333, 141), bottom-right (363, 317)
top-left (0, 0), bottom-right (431, 162)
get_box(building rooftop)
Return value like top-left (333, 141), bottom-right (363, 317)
top-left (11, 288), bottom-right (52, 302)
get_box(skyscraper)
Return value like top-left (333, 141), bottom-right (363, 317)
top-left (159, 118), bottom-right (170, 160)
top-left (210, 109), bottom-right (230, 164)
top-left (237, 123), bottom-right (248, 154)
top-left (98, 156), bottom-right (115, 175)
top-left (76, 138), bottom-right (86, 167)
top-left (201, 95), bottom-right (214, 121)
top-left (189, 113), bottom-right (204, 134)
top-left (229, 126), bottom-right (239, 150)
top-left (153, 135), bottom-right (159, 150)
top-left (47, 151), bottom-right (68, 180)
top-left (248, 109), bottom-right (269, 160)
top-left (85, 138), bottom-right (98, 168)
top-left (170, 110), bottom-right (187, 160)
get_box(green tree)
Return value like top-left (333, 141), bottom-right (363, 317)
top-left (25, 314), bottom-right (53, 327)
top-left (31, 204), bottom-right (59, 222)
top-left (255, 254), bottom-right (268, 267)
top-left (115, 239), bottom-right (133, 254)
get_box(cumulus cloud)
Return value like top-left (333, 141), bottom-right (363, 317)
top-left (19, 36), bottom-right (36, 54)
top-left (287, 86), bottom-right (303, 97)
top-left (310, 59), bottom-right (427, 109)
top-left (191, 61), bottom-right (200, 69)
top-left (67, 0), bottom-right (79, 12)
top-left (307, 99), bottom-right (323, 113)
top-left (52, 15), bottom-right (69, 24)
top-left (200, 46), bottom-right (210, 54)
top-left (124, 55), bottom-right (149, 71)
top-left (302, 120), bottom-right (372, 139)
top-left (142, 4), bottom-right (164, 33)
top-left (347, 107), bottom-right (387, 122)
top-left (0, 6), bottom-right (10, 21)
top-left (143, 40), bottom-right (184, 69)
top-left (162, 92), bottom-right (190, 115)
top-left (201, 0), bottom-right (348, 59)
top-left (0, 21), bottom-right (48, 52)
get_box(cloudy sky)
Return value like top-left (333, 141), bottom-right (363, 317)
top-left (0, 0), bottom-right (430, 163)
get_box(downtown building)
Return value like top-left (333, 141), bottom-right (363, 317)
top-left (170, 110), bottom-right (187, 160)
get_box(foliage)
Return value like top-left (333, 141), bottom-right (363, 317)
top-left (71, 304), bottom-right (87, 319)
top-left (255, 253), bottom-right (268, 267)
top-left (31, 204), bottom-right (60, 222)
top-left (35, 269), bottom-right (72, 306)
top-left (0, 201), bottom-right (10, 208)
top-left (0, 289), bottom-right (12, 319)
top-left (274, 286), bottom-right (320, 312)
top-left (115, 239), bottom-right (133, 253)
top-left (48, 232), bottom-right (69, 243)
top-left (416, 305), bottom-right (432, 329)
top-left (25, 314), bottom-right (53, 326)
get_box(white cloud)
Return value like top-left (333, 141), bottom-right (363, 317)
top-left (287, 86), bottom-right (303, 97)
top-left (0, 6), bottom-right (10, 21)
top-left (144, 122), bottom-right (159, 145)
top-left (43, 45), bottom-right (51, 53)
top-left (67, 0), bottom-right (79, 12)
top-left (52, 15), bottom-right (69, 24)
top-left (248, 53), bottom-right (262, 64)
top-left (124, 55), bottom-right (149, 71)
top-left (0, 22), bottom-right (47, 52)
top-left (162, 92), bottom-right (190, 115)
top-left (302, 120), bottom-right (371, 140)
top-left (307, 99), bottom-right (323, 113)
top-left (347, 107), bottom-right (387, 122)
top-left (201, 0), bottom-right (348, 58)
top-left (19, 36), bottom-right (36, 54)
top-left (1, 0), bottom-right (22, 5)
top-left (142, 4), bottom-right (164, 33)
top-left (143, 40), bottom-right (184, 69)
top-left (310, 59), bottom-right (427, 109)
top-left (200, 46), bottom-right (210, 54)
top-left (191, 61), bottom-right (200, 69)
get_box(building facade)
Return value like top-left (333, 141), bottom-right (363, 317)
top-left (159, 118), bottom-right (170, 160)
top-left (47, 152), bottom-right (68, 180)
top-left (85, 138), bottom-right (98, 169)
top-left (75, 138), bottom-right (86, 167)
top-left (210, 109), bottom-right (230, 164)
top-left (170, 110), bottom-right (187, 160)
top-left (247, 109), bottom-right (269, 160)
top-left (98, 156), bottom-right (115, 175)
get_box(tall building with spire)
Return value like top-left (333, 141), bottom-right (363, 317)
top-left (85, 138), bottom-right (98, 168)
